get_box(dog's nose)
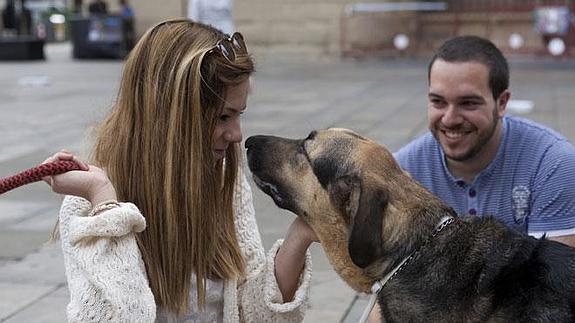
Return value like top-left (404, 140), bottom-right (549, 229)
top-left (245, 135), bottom-right (269, 172)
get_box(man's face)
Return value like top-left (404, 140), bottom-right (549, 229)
top-left (427, 59), bottom-right (508, 162)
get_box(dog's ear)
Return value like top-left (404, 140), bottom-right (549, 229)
top-left (329, 175), bottom-right (361, 217)
top-left (347, 185), bottom-right (387, 269)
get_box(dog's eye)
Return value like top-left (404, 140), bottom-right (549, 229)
top-left (306, 131), bottom-right (317, 141)
top-left (297, 142), bottom-right (306, 154)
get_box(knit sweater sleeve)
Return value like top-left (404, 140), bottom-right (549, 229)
top-left (58, 195), bottom-right (156, 323)
top-left (234, 170), bottom-right (312, 322)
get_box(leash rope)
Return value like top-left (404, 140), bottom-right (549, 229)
top-left (0, 161), bottom-right (82, 195)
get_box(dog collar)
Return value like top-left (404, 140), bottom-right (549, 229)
top-left (357, 215), bottom-right (455, 323)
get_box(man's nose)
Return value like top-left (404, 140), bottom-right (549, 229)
top-left (441, 105), bottom-right (462, 127)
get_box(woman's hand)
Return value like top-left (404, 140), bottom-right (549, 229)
top-left (274, 217), bottom-right (318, 302)
top-left (42, 149), bottom-right (117, 205)
top-left (285, 217), bottom-right (319, 245)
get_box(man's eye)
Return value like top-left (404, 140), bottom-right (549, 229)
top-left (461, 101), bottom-right (480, 109)
top-left (430, 99), bottom-right (445, 107)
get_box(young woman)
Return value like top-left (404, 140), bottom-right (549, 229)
top-left (43, 19), bottom-right (316, 322)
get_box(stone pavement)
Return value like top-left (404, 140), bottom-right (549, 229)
top-left (1, 43), bottom-right (575, 323)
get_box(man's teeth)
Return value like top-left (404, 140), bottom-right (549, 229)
top-left (444, 130), bottom-right (466, 139)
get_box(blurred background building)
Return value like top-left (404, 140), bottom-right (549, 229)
top-left (1, 0), bottom-right (574, 58)
top-left (339, 0), bottom-right (575, 58)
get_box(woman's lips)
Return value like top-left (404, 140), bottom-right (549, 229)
top-left (213, 149), bottom-right (226, 159)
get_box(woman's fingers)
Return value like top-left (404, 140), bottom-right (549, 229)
top-left (66, 153), bottom-right (89, 171)
top-left (42, 150), bottom-right (72, 164)
top-left (42, 150), bottom-right (89, 185)
top-left (42, 151), bottom-right (69, 185)
top-left (42, 175), bottom-right (53, 185)
top-left (40, 150), bottom-right (115, 203)
top-left (52, 150), bottom-right (88, 170)
top-left (287, 217), bottom-right (319, 244)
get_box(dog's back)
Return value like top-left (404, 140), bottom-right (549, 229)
top-left (379, 216), bottom-right (575, 323)
top-left (512, 236), bottom-right (575, 321)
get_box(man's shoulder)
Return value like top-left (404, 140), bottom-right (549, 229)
top-left (393, 132), bottom-right (440, 169)
top-left (505, 116), bottom-right (574, 157)
top-left (502, 116), bottom-right (575, 176)
top-left (395, 132), bottom-right (437, 157)
top-left (506, 116), bottom-right (568, 143)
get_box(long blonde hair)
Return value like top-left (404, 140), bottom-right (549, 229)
top-left (92, 19), bottom-right (254, 315)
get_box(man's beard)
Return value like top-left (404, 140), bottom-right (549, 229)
top-left (434, 107), bottom-right (500, 162)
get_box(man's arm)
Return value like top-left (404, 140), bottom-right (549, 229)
top-left (528, 140), bottom-right (575, 246)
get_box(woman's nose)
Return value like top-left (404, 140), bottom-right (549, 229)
top-left (224, 120), bottom-right (242, 143)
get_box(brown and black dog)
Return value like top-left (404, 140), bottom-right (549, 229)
top-left (245, 128), bottom-right (575, 323)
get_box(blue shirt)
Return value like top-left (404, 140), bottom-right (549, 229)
top-left (394, 116), bottom-right (575, 237)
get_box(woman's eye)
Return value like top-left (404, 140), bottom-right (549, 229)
top-left (219, 115), bottom-right (231, 122)
top-left (219, 111), bottom-right (243, 123)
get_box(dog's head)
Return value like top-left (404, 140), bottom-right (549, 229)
top-left (246, 128), bottom-right (449, 291)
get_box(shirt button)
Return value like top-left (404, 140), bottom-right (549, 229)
top-left (469, 188), bottom-right (476, 197)
top-left (469, 208), bottom-right (477, 215)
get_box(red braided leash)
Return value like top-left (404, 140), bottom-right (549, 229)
top-left (0, 161), bottom-right (83, 195)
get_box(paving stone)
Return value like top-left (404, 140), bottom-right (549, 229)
top-left (1, 42), bottom-right (575, 322)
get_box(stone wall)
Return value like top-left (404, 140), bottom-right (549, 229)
top-left (128, 1), bottom-right (185, 39)
top-left (127, 0), bottom-right (356, 55)
top-left (125, 1), bottom-right (571, 57)
top-left (235, 1), bottom-right (558, 57)
top-left (235, 0), bottom-right (351, 55)
top-left (340, 11), bottom-right (542, 57)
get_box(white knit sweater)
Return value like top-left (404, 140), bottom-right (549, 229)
top-left (58, 172), bottom-right (312, 322)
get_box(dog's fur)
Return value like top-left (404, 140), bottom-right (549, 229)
top-left (245, 128), bottom-right (575, 323)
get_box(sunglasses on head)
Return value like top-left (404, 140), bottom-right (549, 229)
top-left (210, 32), bottom-right (248, 63)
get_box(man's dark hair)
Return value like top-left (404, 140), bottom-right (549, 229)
top-left (428, 35), bottom-right (509, 100)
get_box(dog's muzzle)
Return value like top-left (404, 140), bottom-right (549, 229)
top-left (244, 135), bottom-right (266, 171)
top-left (245, 135), bottom-right (300, 214)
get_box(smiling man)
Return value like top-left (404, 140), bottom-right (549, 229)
top-left (394, 36), bottom-right (575, 247)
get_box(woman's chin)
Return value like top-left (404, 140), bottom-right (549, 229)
top-left (213, 149), bottom-right (226, 160)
